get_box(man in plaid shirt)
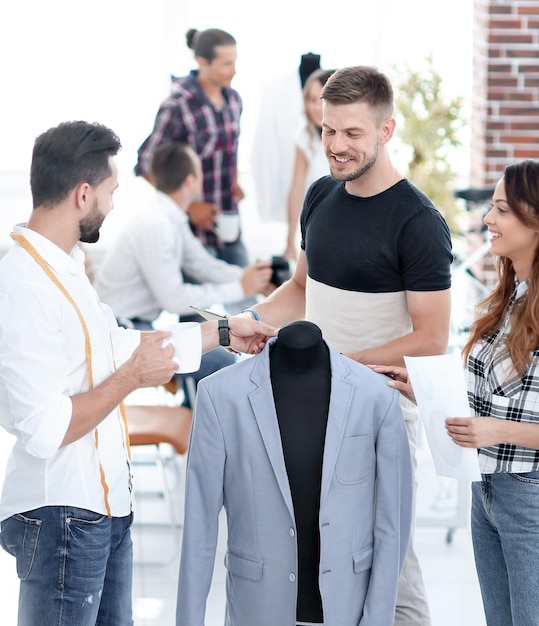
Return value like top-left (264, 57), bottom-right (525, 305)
top-left (135, 28), bottom-right (248, 270)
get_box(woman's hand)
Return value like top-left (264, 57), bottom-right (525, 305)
top-left (367, 364), bottom-right (417, 404)
top-left (445, 416), bottom-right (506, 448)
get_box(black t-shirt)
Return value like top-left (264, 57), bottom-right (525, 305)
top-left (300, 177), bottom-right (453, 294)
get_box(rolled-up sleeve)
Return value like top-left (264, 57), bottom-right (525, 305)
top-left (0, 282), bottom-right (74, 458)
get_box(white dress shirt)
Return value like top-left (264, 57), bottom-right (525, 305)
top-left (95, 191), bottom-right (244, 321)
top-left (0, 225), bottom-right (142, 521)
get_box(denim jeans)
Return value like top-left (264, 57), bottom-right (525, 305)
top-left (472, 472), bottom-right (539, 626)
top-left (212, 239), bottom-right (249, 268)
top-left (0, 506), bottom-right (134, 626)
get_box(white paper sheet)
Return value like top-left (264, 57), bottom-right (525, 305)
top-left (404, 352), bottom-right (481, 481)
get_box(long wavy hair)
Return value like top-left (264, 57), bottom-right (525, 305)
top-left (463, 160), bottom-right (539, 376)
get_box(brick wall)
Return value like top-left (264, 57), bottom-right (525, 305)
top-left (471, 0), bottom-right (539, 186)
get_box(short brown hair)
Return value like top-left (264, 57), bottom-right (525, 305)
top-left (151, 142), bottom-right (196, 194)
top-left (321, 66), bottom-right (394, 122)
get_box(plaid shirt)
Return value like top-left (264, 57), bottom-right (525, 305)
top-left (467, 279), bottom-right (539, 473)
top-left (135, 70), bottom-right (242, 248)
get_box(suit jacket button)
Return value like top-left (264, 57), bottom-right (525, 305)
top-left (289, 528), bottom-right (295, 537)
top-left (289, 573), bottom-right (296, 582)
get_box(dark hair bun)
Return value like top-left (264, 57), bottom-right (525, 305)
top-left (185, 29), bottom-right (198, 49)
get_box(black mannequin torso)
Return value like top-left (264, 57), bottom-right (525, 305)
top-left (270, 321), bottom-right (330, 624)
top-left (299, 52), bottom-right (322, 88)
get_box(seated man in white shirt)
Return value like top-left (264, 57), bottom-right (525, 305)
top-left (95, 141), bottom-right (273, 405)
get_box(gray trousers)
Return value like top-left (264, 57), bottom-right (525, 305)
top-left (394, 402), bottom-right (432, 626)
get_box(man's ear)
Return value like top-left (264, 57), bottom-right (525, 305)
top-left (380, 117), bottom-right (396, 145)
top-left (185, 172), bottom-right (199, 193)
top-left (74, 181), bottom-right (91, 211)
top-left (197, 56), bottom-right (210, 72)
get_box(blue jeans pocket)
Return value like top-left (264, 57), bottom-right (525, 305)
top-left (509, 470), bottom-right (539, 484)
top-left (64, 508), bottom-right (110, 585)
top-left (0, 513), bottom-right (42, 580)
top-left (66, 507), bottom-right (107, 524)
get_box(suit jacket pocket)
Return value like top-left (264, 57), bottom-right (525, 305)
top-left (353, 545), bottom-right (373, 574)
top-left (336, 435), bottom-right (374, 484)
top-left (225, 550), bottom-right (264, 581)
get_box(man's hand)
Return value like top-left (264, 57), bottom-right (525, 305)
top-left (228, 316), bottom-right (278, 354)
top-left (240, 261), bottom-right (273, 297)
top-left (64, 331), bottom-right (178, 446)
top-left (367, 364), bottom-right (417, 404)
top-left (124, 331), bottom-right (178, 388)
top-left (232, 182), bottom-right (245, 202)
top-left (188, 201), bottom-right (220, 231)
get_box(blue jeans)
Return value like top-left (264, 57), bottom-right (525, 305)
top-left (212, 238), bottom-right (249, 268)
top-left (472, 472), bottom-right (539, 625)
top-left (0, 506), bottom-right (134, 626)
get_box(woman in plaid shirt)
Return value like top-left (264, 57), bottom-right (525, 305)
top-left (375, 159), bottom-right (539, 626)
top-left (446, 159), bottom-right (539, 626)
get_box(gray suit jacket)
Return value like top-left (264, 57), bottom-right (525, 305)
top-left (176, 339), bottom-right (413, 626)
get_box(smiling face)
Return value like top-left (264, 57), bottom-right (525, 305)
top-left (321, 100), bottom-right (393, 185)
top-left (484, 176), bottom-right (539, 281)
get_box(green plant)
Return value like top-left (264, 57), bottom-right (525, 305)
top-left (392, 54), bottom-right (467, 235)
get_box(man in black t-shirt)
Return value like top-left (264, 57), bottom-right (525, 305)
top-left (243, 65), bottom-right (453, 626)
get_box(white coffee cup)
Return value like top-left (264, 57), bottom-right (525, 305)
top-left (215, 213), bottom-right (240, 243)
top-left (163, 322), bottom-right (202, 373)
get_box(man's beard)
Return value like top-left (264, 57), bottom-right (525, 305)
top-left (329, 142), bottom-right (379, 182)
top-left (79, 199), bottom-right (105, 243)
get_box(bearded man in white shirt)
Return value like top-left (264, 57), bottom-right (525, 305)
top-left (0, 121), bottom-right (277, 626)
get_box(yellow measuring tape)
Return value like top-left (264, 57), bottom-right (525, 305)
top-left (11, 232), bottom-right (132, 517)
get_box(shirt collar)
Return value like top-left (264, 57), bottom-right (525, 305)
top-left (154, 191), bottom-right (188, 226)
top-left (184, 69), bottom-right (231, 107)
top-left (513, 276), bottom-right (529, 301)
top-left (13, 224), bottom-right (86, 277)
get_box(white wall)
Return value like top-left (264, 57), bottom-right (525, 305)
top-left (0, 0), bottom-right (473, 172)
top-left (0, 0), bottom-right (474, 247)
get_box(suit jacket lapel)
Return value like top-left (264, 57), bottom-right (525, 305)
top-left (320, 348), bottom-right (355, 507)
top-left (248, 339), bottom-right (295, 519)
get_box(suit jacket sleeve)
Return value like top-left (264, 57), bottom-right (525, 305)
top-left (360, 390), bottom-right (413, 625)
top-left (176, 382), bottom-right (226, 626)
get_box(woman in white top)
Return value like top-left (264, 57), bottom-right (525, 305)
top-left (283, 69), bottom-right (336, 261)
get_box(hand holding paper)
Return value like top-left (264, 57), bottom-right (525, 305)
top-left (446, 415), bottom-right (509, 449)
top-left (404, 352), bottom-right (481, 481)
